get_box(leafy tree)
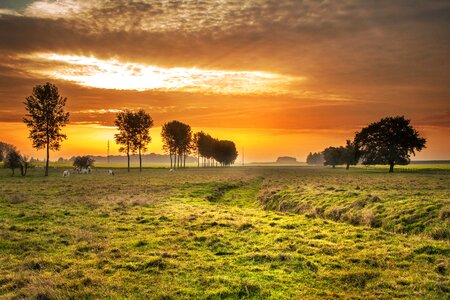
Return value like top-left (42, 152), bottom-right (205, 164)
top-left (213, 140), bottom-right (238, 166)
top-left (306, 152), bottom-right (324, 165)
top-left (341, 140), bottom-right (359, 170)
top-left (132, 109), bottom-right (153, 172)
top-left (114, 111), bottom-right (136, 172)
top-left (323, 146), bottom-right (342, 168)
top-left (23, 82), bottom-right (70, 176)
top-left (161, 121), bottom-right (178, 169)
top-left (73, 156), bottom-right (95, 170)
top-left (354, 116), bottom-right (426, 172)
top-left (161, 120), bottom-right (192, 168)
top-left (0, 141), bottom-right (14, 162)
top-left (4, 147), bottom-right (21, 176)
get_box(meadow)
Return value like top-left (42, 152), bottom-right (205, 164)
top-left (0, 165), bottom-right (449, 299)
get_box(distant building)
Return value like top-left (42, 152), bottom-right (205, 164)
top-left (276, 156), bottom-right (298, 164)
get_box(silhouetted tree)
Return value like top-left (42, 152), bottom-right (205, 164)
top-left (114, 111), bottom-right (136, 172)
top-left (23, 82), bottom-right (70, 176)
top-left (354, 116), bottom-right (426, 172)
top-left (132, 109), bottom-right (153, 172)
top-left (192, 132), bottom-right (202, 167)
top-left (73, 156), bottom-right (95, 170)
top-left (4, 147), bottom-right (21, 176)
top-left (161, 121), bottom-right (178, 169)
top-left (161, 120), bottom-right (192, 169)
top-left (341, 140), bottom-right (359, 170)
top-left (213, 140), bottom-right (238, 166)
top-left (323, 146), bottom-right (342, 168)
top-left (306, 152), bottom-right (324, 165)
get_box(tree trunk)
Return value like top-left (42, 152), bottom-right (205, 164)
top-left (127, 150), bottom-right (130, 172)
top-left (332, 165), bottom-right (335, 168)
top-left (170, 153), bottom-right (173, 169)
top-left (197, 155), bottom-right (200, 168)
top-left (346, 164), bottom-right (350, 170)
top-left (45, 140), bottom-right (50, 176)
top-left (174, 153), bottom-right (177, 169)
top-left (389, 162), bottom-right (394, 173)
top-left (139, 148), bottom-right (142, 172)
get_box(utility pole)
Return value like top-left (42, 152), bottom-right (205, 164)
top-left (107, 140), bottom-right (110, 164)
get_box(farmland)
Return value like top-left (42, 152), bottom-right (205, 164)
top-left (0, 165), bottom-right (449, 299)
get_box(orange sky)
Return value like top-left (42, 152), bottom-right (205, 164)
top-left (0, 1), bottom-right (449, 162)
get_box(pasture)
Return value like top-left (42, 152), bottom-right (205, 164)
top-left (0, 165), bottom-right (449, 299)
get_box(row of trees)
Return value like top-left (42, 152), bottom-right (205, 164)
top-left (310, 116), bottom-right (426, 172)
top-left (160, 122), bottom-right (238, 169)
top-left (193, 132), bottom-right (238, 167)
top-left (114, 109), bottom-right (153, 172)
top-left (18, 82), bottom-right (238, 175)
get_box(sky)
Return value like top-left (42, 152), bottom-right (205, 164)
top-left (0, 0), bottom-right (449, 162)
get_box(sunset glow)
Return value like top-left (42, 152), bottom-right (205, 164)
top-left (0, 0), bottom-right (449, 162)
top-left (25, 53), bottom-right (296, 94)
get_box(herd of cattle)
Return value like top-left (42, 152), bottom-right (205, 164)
top-left (62, 167), bottom-right (114, 177)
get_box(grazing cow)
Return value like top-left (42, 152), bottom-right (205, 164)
top-left (63, 170), bottom-right (70, 177)
top-left (108, 169), bottom-right (114, 176)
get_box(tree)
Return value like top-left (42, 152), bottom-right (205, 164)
top-left (323, 146), bottom-right (342, 168)
top-left (0, 141), bottom-right (14, 162)
top-left (306, 152), bottom-right (324, 165)
top-left (213, 140), bottom-right (238, 166)
top-left (132, 109), bottom-right (153, 172)
top-left (354, 116), bottom-right (426, 172)
top-left (341, 140), bottom-right (359, 170)
top-left (19, 155), bottom-right (31, 176)
top-left (114, 111), bottom-right (136, 172)
top-left (73, 156), bottom-right (95, 170)
top-left (161, 120), bottom-right (192, 169)
top-left (4, 147), bottom-right (21, 176)
top-left (23, 82), bottom-right (70, 176)
top-left (161, 121), bottom-right (178, 169)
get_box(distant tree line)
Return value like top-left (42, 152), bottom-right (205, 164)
top-left (307, 116), bottom-right (426, 172)
top-left (306, 152), bottom-right (324, 165)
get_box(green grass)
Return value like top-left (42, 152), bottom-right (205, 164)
top-left (0, 166), bottom-right (449, 299)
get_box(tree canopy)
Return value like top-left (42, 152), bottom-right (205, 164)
top-left (73, 156), bottom-right (95, 170)
top-left (354, 116), bottom-right (426, 172)
top-left (23, 82), bottom-right (69, 176)
top-left (161, 120), bottom-right (192, 169)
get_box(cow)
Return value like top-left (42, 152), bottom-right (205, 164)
top-left (80, 168), bottom-right (89, 174)
top-left (63, 170), bottom-right (70, 177)
top-left (169, 168), bottom-right (174, 172)
top-left (108, 170), bottom-right (114, 176)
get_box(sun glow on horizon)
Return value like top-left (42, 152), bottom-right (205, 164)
top-left (23, 53), bottom-right (299, 94)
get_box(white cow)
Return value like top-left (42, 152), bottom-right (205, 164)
top-left (63, 170), bottom-right (70, 177)
top-left (169, 168), bottom-right (174, 172)
top-left (80, 168), bottom-right (89, 174)
top-left (108, 169), bottom-right (115, 176)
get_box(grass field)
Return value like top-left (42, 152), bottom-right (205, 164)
top-left (0, 165), bottom-right (449, 299)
